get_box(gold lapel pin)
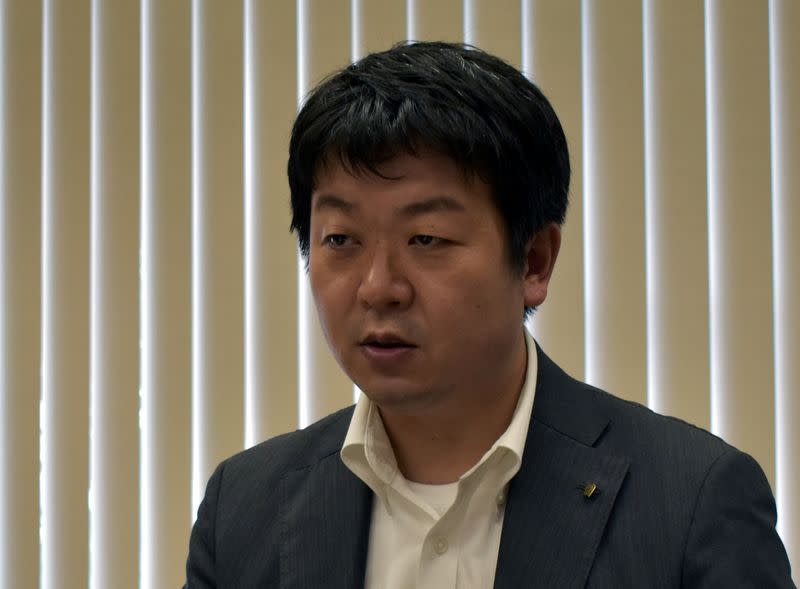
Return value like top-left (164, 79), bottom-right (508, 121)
top-left (581, 482), bottom-right (599, 499)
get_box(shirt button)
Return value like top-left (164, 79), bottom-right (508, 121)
top-left (434, 537), bottom-right (449, 555)
top-left (496, 491), bottom-right (506, 506)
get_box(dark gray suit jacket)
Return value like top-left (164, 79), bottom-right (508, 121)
top-left (185, 347), bottom-right (795, 588)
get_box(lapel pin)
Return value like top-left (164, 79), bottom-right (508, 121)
top-left (579, 482), bottom-right (599, 499)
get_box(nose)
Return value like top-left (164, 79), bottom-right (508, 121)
top-left (357, 244), bottom-right (413, 311)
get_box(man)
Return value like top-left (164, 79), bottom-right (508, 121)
top-left (185, 42), bottom-right (794, 587)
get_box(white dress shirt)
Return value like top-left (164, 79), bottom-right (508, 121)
top-left (341, 329), bottom-right (538, 588)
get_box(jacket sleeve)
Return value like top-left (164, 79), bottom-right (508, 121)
top-left (681, 448), bottom-right (796, 587)
top-left (184, 461), bottom-right (226, 589)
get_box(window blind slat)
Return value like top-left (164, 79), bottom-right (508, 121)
top-left (524, 0), bottom-right (585, 380)
top-left (706, 0), bottom-right (774, 485)
top-left (244, 0), bottom-right (298, 445)
top-left (582, 0), bottom-right (646, 404)
top-left (89, 1), bottom-right (140, 587)
top-left (0, 1), bottom-right (42, 587)
top-left (141, 0), bottom-right (192, 585)
top-left (191, 0), bottom-right (245, 507)
top-left (770, 0), bottom-right (800, 571)
top-left (42, 1), bottom-right (91, 587)
top-left (643, 0), bottom-right (709, 426)
top-left (298, 0), bottom-right (353, 426)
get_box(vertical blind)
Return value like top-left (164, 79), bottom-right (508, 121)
top-left (0, 1), bottom-right (797, 587)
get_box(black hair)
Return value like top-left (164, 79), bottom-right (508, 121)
top-left (288, 40), bottom-right (570, 274)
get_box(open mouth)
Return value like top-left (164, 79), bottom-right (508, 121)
top-left (358, 335), bottom-right (417, 364)
top-left (359, 334), bottom-right (417, 350)
top-left (362, 340), bottom-right (415, 349)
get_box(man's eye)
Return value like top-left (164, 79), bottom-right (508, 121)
top-left (324, 234), bottom-right (350, 247)
top-left (410, 235), bottom-right (441, 247)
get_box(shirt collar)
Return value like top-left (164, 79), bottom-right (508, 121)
top-left (341, 327), bottom-right (539, 497)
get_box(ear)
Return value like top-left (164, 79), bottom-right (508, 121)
top-left (522, 223), bottom-right (562, 308)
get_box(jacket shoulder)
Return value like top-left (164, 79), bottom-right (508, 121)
top-left (591, 384), bottom-right (737, 475)
top-left (220, 404), bottom-right (355, 487)
top-left (535, 346), bottom-right (732, 467)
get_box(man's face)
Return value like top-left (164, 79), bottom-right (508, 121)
top-left (308, 150), bottom-right (531, 413)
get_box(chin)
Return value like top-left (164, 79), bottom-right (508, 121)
top-left (357, 380), bottom-right (431, 411)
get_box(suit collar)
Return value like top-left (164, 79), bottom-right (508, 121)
top-left (280, 449), bottom-right (372, 589)
top-left (531, 343), bottom-right (612, 446)
top-left (493, 346), bottom-right (630, 588)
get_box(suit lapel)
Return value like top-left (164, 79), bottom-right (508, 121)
top-left (493, 347), bottom-right (630, 588)
top-left (280, 451), bottom-right (373, 589)
top-left (493, 420), bottom-right (629, 588)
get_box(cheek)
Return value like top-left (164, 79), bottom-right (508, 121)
top-left (445, 269), bottom-right (523, 328)
top-left (429, 257), bottom-right (518, 304)
top-left (414, 273), bottom-right (492, 338)
top-left (309, 265), bottom-right (336, 316)
top-left (309, 267), bottom-right (357, 328)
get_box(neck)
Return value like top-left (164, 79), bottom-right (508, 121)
top-left (377, 335), bottom-right (528, 484)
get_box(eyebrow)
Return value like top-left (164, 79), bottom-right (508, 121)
top-left (312, 194), bottom-right (467, 216)
top-left (313, 194), bottom-right (357, 213)
top-left (399, 196), bottom-right (466, 217)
